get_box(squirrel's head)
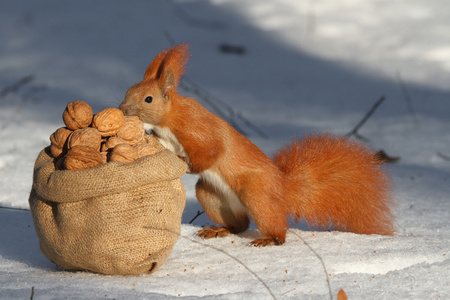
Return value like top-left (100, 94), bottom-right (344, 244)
top-left (119, 44), bottom-right (190, 126)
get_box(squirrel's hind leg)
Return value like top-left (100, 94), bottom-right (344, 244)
top-left (238, 175), bottom-right (289, 247)
top-left (195, 178), bottom-right (249, 239)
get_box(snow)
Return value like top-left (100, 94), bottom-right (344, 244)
top-left (1, 0), bottom-right (449, 299)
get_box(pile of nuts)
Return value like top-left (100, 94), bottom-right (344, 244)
top-left (50, 100), bottom-right (159, 170)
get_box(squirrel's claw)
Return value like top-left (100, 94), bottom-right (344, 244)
top-left (177, 155), bottom-right (194, 174)
top-left (250, 237), bottom-right (284, 247)
top-left (195, 226), bottom-right (231, 239)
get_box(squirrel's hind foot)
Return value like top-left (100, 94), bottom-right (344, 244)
top-left (195, 226), bottom-right (231, 239)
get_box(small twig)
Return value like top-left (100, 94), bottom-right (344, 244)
top-left (179, 81), bottom-right (230, 121)
top-left (181, 235), bottom-right (277, 300)
top-left (0, 75), bottom-right (35, 99)
top-left (180, 79), bottom-right (250, 137)
top-left (352, 132), bottom-right (369, 142)
top-left (188, 210), bottom-right (205, 224)
top-left (182, 76), bottom-right (269, 139)
top-left (22, 85), bottom-right (47, 99)
top-left (163, 31), bottom-right (268, 139)
top-left (437, 152), bottom-right (450, 161)
top-left (236, 111), bottom-right (269, 139)
top-left (281, 288), bottom-right (296, 295)
top-left (396, 71), bottom-right (418, 124)
top-left (374, 150), bottom-right (400, 163)
top-left (346, 96), bottom-right (386, 139)
top-left (144, 226), bottom-right (277, 300)
top-left (30, 287), bottom-right (35, 300)
top-left (290, 230), bottom-right (333, 300)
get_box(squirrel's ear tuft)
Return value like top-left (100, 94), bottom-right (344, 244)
top-left (144, 44), bottom-right (190, 84)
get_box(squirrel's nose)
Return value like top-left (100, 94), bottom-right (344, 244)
top-left (118, 103), bottom-right (129, 115)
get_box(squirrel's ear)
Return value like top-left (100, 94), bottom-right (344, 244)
top-left (144, 44), bottom-right (190, 83)
top-left (144, 49), bottom-right (168, 81)
top-left (156, 44), bottom-right (190, 87)
top-left (159, 71), bottom-right (176, 100)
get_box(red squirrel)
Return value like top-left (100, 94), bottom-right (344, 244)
top-left (119, 44), bottom-right (394, 246)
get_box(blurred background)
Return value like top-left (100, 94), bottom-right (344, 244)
top-left (1, 0), bottom-right (449, 209)
top-left (1, 2), bottom-right (449, 298)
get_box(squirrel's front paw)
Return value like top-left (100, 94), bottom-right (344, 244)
top-left (177, 155), bottom-right (194, 174)
top-left (250, 237), bottom-right (284, 247)
top-left (196, 226), bottom-right (230, 239)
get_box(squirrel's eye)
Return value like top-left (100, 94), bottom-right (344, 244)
top-left (144, 96), bottom-right (153, 103)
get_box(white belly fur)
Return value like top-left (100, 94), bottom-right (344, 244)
top-left (201, 169), bottom-right (247, 215)
top-left (144, 123), bottom-right (188, 159)
top-left (145, 123), bottom-right (247, 215)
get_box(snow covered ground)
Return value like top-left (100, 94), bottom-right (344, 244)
top-left (1, 0), bottom-right (449, 299)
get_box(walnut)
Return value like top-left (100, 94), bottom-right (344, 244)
top-left (63, 100), bottom-right (93, 130)
top-left (49, 127), bottom-right (73, 158)
top-left (50, 145), bottom-right (65, 160)
top-left (54, 156), bottom-right (65, 170)
top-left (116, 116), bottom-right (145, 144)
top-left (61, 146), bottom-right (104, 170)
top-left (133, 142), bottom-right (160, 158)
top-left (67, 127), bottom-right (102, 151)
top-left (101, 136), bottom-right (127, 152)
top-left (109, 143), bottom-right (139, 163)
top-left (91, 108), bottom-right (124, 137)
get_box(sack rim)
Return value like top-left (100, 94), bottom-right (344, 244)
top-left (32, 146), bottom-right (187, 203)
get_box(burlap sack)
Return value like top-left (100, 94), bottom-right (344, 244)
top-left (29, 136), bottom-right (187, 275)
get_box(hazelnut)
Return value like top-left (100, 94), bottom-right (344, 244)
top-left (109, 143), bottom-right (139, 163)
top-left (63, 100), bottom-right (93, 130)
top-left (67, 127), bottom-right (102, 151)
top-left (61, 145), bottom-right (104, 170)
top-left (116, 116), bottom-right (145, 144)
top-left (49, 127), bottom-right (73, 158)
top-left (91, 108), bottom-right (124, 137)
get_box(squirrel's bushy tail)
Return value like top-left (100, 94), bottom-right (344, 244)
top-left (273, 135), bottom-right (394, 235)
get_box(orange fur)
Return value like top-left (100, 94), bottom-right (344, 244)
top-left (120, 44), bottom-right (395, 246)
top-left (274, 135), bottom-right (394, 235)
top-left (144, 44), bottom-right (189, 88)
